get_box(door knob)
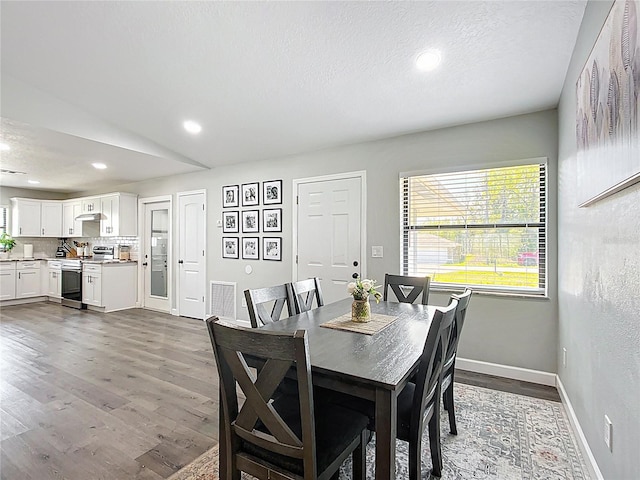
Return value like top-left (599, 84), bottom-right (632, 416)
top-left (352, 273), bottom-right (359, 279)
top-left (142, 262), bottom-right (148, 266)
top-left (353, 261), bottom-right (358, 267)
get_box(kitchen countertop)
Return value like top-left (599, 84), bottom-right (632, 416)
top-left (81, 259), bottom-right (138, 264)
top-left (0, 257), bottom-right (137, 264)
top-left (0, 256), bottom-right (53, 262)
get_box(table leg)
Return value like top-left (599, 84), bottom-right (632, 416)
top-left (375, 388), bottom-right (397, 480)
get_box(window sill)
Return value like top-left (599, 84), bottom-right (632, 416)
top-left (430, 286), bottom-right (549, 300)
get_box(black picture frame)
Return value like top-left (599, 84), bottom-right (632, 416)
top-left (242, 210), bottom-right (259, 233)
top-left (222, 211), bottom-right (239, 233)
top-left (241, 182), bottom-right (260, 207)
top-left (263, 208), bottom-right (282, 233)
top-left (263, 237), bottom-right (282, 261)
top-left (222, 237), bottom-right (239, 259)
top-left (242, 237), bottom-right (259, 260)
top-left (263, 179), bottom-right (283, 205)
top-left (222, 185), bottom-right (239, 208)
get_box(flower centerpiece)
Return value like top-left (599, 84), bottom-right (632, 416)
top-left (347, 277), bottom-right (382, 323)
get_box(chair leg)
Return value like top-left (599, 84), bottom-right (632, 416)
top-left (352, 429), bottom-right (367, 480)
top-left (330, 471), bottom-right (340, 480)
top-left (428, 415), bottom-right (443, 477)
top-left (444, 384), bottom-right (457, 435)
top-left (408, 433), bottom-right (423, 480)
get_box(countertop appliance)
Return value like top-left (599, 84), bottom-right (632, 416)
top-left (61, 259), bottom-right (85, 309)
top-left (92, 245), bottom-right (115, 261)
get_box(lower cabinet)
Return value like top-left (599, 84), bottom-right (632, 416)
top-left (16, 261), bottom-right (41, 298)
top-left (0, 264), bottom-right (16, 300)
top-left (47, 261), bottom-right (62, 298)
top-left (82, 262), bottom-right (136, 312)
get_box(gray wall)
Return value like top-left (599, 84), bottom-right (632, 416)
top-left (88, 109), bottom-right (559, 373)
top-left (557, 1), bottom-right (640, 478)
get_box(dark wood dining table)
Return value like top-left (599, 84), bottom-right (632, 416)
top-left (218, 297), bottom-right (436, 480)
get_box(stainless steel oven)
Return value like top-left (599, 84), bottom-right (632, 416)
top-left (61, 259), bottom-right (86, 309)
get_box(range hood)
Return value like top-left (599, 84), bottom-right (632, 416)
top-left (75, 213), bottom-right (103, 221)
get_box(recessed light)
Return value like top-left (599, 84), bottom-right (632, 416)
top-left (92, 162), bottom-right (107, 170)
top-left (28, 180), bottom-right (40, 185)
top-left (416, 49), bottom-right (442, 72)
top-left (0, 143), bottom-right (10, 151)
top-left (183, 120), bottom-right (202, 134)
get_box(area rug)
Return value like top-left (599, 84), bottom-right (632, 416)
top-left (168, 383), bottom-right (591, 480)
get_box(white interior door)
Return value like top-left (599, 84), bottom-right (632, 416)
top-left (178, 191), bottom-right (206, 320)
top-left (142, 201), bottom-right (171, 312)
top-left (296, 174), bottom-right (364, 304)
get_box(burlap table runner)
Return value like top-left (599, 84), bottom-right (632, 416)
top-left (320, 312), bottom-right (398, 335)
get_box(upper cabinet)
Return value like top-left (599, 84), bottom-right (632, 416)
top-left (100, 193), bottom-right (137, 237)
top-left (11, 193), bottom-right (137, 238)
top-left (41, 202), bottom-right (63, 237)
top-left (11, 198), bottom-right (41, 237)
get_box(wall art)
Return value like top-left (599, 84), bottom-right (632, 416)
top-left (263, 237), bottom-right (282, 261)
top-left (263, 179), bottom-right (283, 205)
top-left (222, 237), bottom-right (239, 259)
top-left (242, 182), bottom-right (260, 207)
top-left (222, 211), bottom-right (239, 233)
top-left (263, 208), bottom-right (282, 233)
top-left (223, 185), bottom-right (239, 208)
top-left (242, 210), bottom-right (259, 233)
top-left (242, 237), bottom-right (259, 260)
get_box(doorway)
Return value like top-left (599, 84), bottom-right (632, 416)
top-left (141, 199), bottom-right (171, 313)
top-left (293, 171), bottom-right (366, 304)
top-left (177, 190), bottom-right (206, 320)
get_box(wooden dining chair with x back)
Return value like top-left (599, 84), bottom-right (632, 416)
top-left (441, 288), bottom-right (472, 435)
top-left (291, 277), bottom-right (324, 314)
top-left (244, 284), bottom-right (294, 328)
top-left (383, 274), bottom-right (431, 305)
top-left (207, 319), bottom-right (369, 480)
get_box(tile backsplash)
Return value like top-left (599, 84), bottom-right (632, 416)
top-left (11, 236), bottom-right (139, 258)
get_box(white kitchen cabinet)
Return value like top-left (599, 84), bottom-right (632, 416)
top-left (82, 262), bottom-right (136, 312)
top-left (11, 198), bottom-right (41, 237)
top-left (82, 265), bottom-right (102, 306)
top-left (16, 261), bottom-right (41, 298)
top-left (100, 193), bottom-right (137, 237)
top-left (81, 197), bottom-right (101, 214)
top-left (41, 202), bottom-right (63, 237)
top-left (63, 201), bottom-right (83, 237)
top-left (0, 263), bottom-right (16, 300)
top-left (47, 261), bottom-right (62, 298)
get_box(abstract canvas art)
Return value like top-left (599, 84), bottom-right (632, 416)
top-left (576, 0), bottom-right (640, 206)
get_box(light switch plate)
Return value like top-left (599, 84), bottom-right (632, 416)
top-left (371, 246), bottom-right (383, 258)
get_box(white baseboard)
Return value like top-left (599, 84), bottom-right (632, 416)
top-left (456, 357), bottom-right (556, 386)
top-left (171, 308), bottom-right (179, 316)
top-left (556, 378), bottom-right (604, 480)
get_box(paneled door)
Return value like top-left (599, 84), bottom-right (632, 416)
top-left (295, 172), bottom-right (365, 304)
top-left (178, 190), bottom-right (206, 320)
top-left (142, 201), bottom-right (171, 313)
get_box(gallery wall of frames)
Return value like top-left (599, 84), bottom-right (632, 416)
top-left (221, 180), bottom-right (283, 261)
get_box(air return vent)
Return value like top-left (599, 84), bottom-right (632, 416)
top-left (210, 281), bottom-right (236, 320)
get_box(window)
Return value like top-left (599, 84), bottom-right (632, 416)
top-left (0, 206), bottom-right (7, 235)
top-left (401, 163), bottom-right (546, 295)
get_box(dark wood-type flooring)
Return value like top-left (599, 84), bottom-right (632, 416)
top-left (1, 302), bottom-right (559, 480)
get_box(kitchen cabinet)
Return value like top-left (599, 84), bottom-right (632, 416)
top-left (63, 201), bottom-right (83, 237)
top-left (100, 193), bottom-right (137, 237)
top-left (82, 197), bottom-right (101, 214)
top-left (47, 260), bottom-right (62, 298)
top-left (82, 262), bottom-right (136, 312)
top-left (11, 198), bottom-right (41, 237)
top-left (0, 263), bottom-right (16, 300)
top-left (41, 202), bottom-right (63, 237)
top-left (16, 261), bottom-right (41, 298)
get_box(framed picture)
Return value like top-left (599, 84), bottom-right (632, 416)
top-left (242, 210), bottom-right (259, 233)
top-left (263, 208), bottom-right (282, 232)
top-left (222, 211), bottom-right (239, 233)
top-left (242, 237), bottom-right (259, 260)
top-left (222, 237), bottom-right (239, 259)
top-left (241, 182), bottom-right (259, 207)
top-left (263, 237), bottom-right (282, 261)
top-left (263, 179), bottom-right (283, 205)
top-left (223, 185), bottom-right (239, 208)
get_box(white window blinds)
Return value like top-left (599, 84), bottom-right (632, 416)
top-left (401, 163), bottom-right (546, 295)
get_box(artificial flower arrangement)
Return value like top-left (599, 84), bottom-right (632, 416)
top-left (347, 277), bottom-right (382, 303)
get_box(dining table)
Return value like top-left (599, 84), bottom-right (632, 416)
top-left (218, 297), bottom-right (436, 480)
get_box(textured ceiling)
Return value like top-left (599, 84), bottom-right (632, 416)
top-left (0, 1), bottom-right (586, 192)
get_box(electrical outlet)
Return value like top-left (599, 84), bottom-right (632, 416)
top-left (562, 348), bottom-right (567, 367)
top-left (241, 297), bottom-right (247, 308)
top-left (604, 415), bottom-right (613, 451)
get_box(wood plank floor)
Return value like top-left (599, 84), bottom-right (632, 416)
top-left (1, 302), bottom-right (560, 480)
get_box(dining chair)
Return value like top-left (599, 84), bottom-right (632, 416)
top-left (441, 288), bottom-right (472, 435)
top-left (244, 284), bottom-right (294, 328)
top-left (291, 277), bottom-right (324, 314)
top-left (207, 318), bottom-right (369, 480)
top-left (383, 274), bottom-right (431, 305)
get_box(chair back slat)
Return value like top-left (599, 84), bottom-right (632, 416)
top-left (443, 288), bottom-right (473, 372)
top-left (245, 284), bottom-right (294, 328)
top-left (383, 274), bottom-right (431, 305)
top-left (207, 319), bottom-right (316, 470)
top-left (291, 278), bottom-right (324, 314)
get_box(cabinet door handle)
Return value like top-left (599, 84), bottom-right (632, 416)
top-left (19, 227), bottom-right (22, 234)
top-left (18, 272), bottom-right (21, 279)
top-left (42, 228), bottom-right (45, 235)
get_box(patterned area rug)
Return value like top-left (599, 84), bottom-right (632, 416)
top-left (169, 383), bottom-right (590, 480)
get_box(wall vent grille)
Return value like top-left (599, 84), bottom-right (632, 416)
top-left (209, 281), bottom-right (236, 320)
